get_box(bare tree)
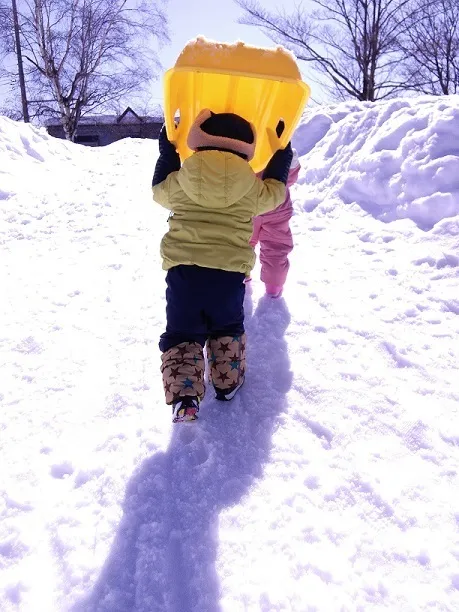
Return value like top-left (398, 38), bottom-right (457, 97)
top-left (0, 4), bottom-right (25, 118)
top-left (399, 0), bottom-right (459, 94)
top-left (1, 0), bottom-right (169, 139)
top-left (12, 0), bottom-right (29, 121)
top-left (235, 0), bottom-right (413, 101)
top-left (0, 3), bottom-right (14, 78)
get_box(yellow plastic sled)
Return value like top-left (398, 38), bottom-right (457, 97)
top-left (163, 37), bottom-right (310, 172)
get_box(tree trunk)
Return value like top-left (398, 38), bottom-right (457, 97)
top-left (11, 0), bottom-right (29, 122)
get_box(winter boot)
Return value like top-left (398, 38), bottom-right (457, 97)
top-left (207, 334), bottom-right (246, 401)
top-left (214, 381), bottom-right (244, 401)
top-left (172, 396), bottom-right (200, 423)
top-left (265, 284), bottom-right (283, 298)
top-left (161, 342), bottom-right (205, 405)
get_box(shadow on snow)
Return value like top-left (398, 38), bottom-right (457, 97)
top-left (74, 289), bottom-right (292, 612)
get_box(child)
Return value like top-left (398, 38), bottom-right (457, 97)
top-left (249, 149), bottom-right (301, 298)
top-left (152, 109), bottom-right (293, 422)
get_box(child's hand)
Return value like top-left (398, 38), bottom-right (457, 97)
top-left (158, 124), bottom-right (177, 156)
top-left (153, 125), bottom-right (181, 186)
top-left (262, 137), bottom-right (293, 185)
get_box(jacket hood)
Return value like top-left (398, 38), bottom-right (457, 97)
top-left (177, 150), bottom-right (257, 209)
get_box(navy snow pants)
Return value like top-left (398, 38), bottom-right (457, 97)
top-left (159, 265), bottom-right (246, 353)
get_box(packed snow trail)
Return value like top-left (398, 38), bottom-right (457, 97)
top-left (1, 97), bottom-right (459, 611)
top-left (75, 293), bottom-right (291, 612)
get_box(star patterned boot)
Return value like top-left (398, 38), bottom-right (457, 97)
top-left (207, 333), bottom-right (246, 401)
top-left (161, 342), bottom-right (205, 421)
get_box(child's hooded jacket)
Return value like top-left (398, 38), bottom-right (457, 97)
top-left (152, 110), bottom-right (292, 275)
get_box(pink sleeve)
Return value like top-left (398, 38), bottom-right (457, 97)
top-left (286, 163), bottom-right (300, 188)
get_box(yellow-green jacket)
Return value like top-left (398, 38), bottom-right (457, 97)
top-left (152, 150), bottom-right (286, 275)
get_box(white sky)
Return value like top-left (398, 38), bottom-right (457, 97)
top-left (0, 0), bottom-right (323, 115)
top-left (153, 0), bottom-right (322, 106)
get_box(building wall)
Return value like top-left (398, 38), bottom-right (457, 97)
top-left (47, 121), bottom-right (162, 146)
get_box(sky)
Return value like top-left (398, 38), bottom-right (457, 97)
top-left (1, 93), bottom-right (459, 610)
top-left (0, 0), bottom-right (323, 117)
top-left (151, 0), bottom-right (323, 107)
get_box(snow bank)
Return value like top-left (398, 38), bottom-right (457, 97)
top-left (1, 94), bottom-right (459, 612)
top-left (0, 116), bottom-right (75, 164)
top-left (0, 117), bottom-right (80, 205)
top-left (293, 96), bottom-right (459, 230)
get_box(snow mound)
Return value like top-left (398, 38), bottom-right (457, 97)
top-left (1, 97), bottom-right (459, 612)
top-left (0, 116), bottom-right (81, 203)
top-left (294, 96), bottom-right (459, 230)
top-left (0, 116), bottom-right (75, 163)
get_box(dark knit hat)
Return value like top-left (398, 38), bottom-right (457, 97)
top-left (187, 109), bottom-right (256, 160)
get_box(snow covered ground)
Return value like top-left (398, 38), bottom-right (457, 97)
top-left (1, 95), bottom-right (459, 612)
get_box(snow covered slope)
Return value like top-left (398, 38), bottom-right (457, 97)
top-left (1, 96), bottom-right (458, 612)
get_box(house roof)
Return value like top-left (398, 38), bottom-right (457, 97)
top-left (46, 106), bottom-right (164, 127)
